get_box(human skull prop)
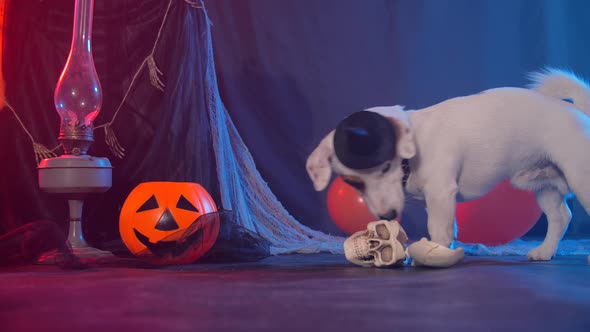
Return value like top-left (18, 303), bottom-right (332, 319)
top-left (344, 220), bottom-right (408, 267)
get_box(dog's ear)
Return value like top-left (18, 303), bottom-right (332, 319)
top-left (369, 106), bottom-right (416, 159)
top-left (306, 131), bottom-right (335, 191)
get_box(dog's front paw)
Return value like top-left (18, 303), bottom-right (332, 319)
top-left (527, 245), bottom-right (555, 261)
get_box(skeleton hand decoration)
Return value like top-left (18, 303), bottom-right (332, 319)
top-left (406, 237), bottom-right (465, 268)
top-left (344, 220), bottom-right (408, 267)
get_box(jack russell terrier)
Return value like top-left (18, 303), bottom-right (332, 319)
top-left (306, 68), bottom-right (590, 261)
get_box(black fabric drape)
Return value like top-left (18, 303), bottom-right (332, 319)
top-left (1, 0), bottom-right (219, 244)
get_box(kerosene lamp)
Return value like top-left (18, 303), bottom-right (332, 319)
top-left (37, 0), bottom-right (112, 259)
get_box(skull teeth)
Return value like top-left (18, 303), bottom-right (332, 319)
top-left (344, 233), bottom-right (373, 263)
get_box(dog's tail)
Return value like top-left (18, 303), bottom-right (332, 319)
top-left (527, 67), bottom-right (590, 116)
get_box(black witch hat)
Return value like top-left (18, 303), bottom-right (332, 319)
top-left (333, 111), bottom-right (397, 170)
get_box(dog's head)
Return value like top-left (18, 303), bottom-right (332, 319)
top-left (306, 106), bottom-right (416, 220)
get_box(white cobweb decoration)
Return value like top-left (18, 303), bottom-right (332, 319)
top-left (459, 239), bottom-right (590, 256)
top-left (198, 1), bottom-right (344, 255)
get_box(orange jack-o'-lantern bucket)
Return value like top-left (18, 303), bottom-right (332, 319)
top-left (119, 182), bottom-right (219, 265)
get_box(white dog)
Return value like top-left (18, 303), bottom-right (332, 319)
top-left (307, 68), bottom-right (590, 260)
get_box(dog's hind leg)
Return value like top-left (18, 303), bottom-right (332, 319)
top-left (511, 169), bottom-right (572, 260)
top-left (528, 188), bottom-right (572, 260)
top-left (557, 156), bottom-right (590, 264)
top-left (548, 129), bottom-right (590, 220)
top-left (562, 170), bottom-right (590, 217)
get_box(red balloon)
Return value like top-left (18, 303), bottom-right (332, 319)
top-left (456, 179), bottom-right (542, 246)
top-left (327, 177), bottom-right (378, 234)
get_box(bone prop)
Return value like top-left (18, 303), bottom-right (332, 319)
top-left (406, 237), bottom-right (465, 268)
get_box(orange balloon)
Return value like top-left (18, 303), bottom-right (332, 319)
top-left (327, 177), bottom-right (378, 234)
top-left (456, 179), bottom-right (542, 246)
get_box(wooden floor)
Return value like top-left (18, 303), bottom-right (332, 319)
top-left (1, 254), bottom-right (589, 332)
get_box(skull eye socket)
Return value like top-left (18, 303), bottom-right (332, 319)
top-left (375, 223), bottom-right (391, 240)
top-left (137, 195), bottom-right (159, 212)
top-left (380, 245), bottom-right (394, 263)
top-left (176, 195), bottom-right (199, 212)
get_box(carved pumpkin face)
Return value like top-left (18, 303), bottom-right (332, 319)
top-left (119, 182), bottom-right (219, 264)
